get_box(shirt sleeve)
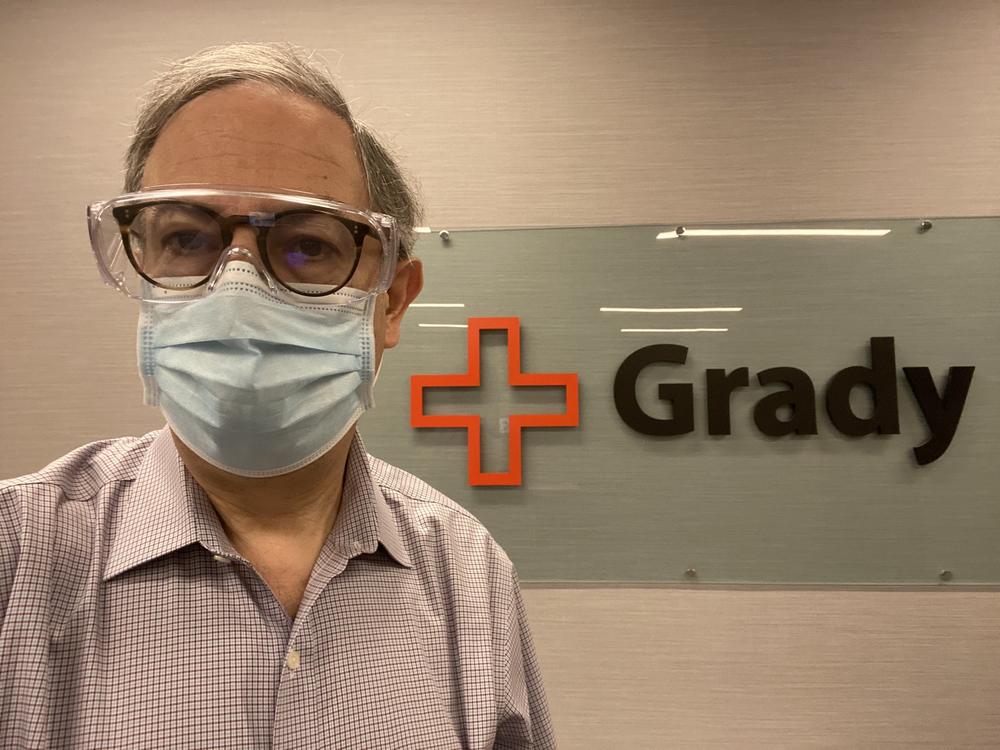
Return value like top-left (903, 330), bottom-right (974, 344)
top-left (494, 566), bottom-right (557, 749)
top-left (0, 485), bottom-right (22, 624)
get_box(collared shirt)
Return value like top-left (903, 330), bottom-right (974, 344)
top-left (0, 428), bottom-right (556, 749)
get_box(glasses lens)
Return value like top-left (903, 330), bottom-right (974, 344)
top-left (128, 204), bottom-right (223, 289)
top-left (265, 212), bottom-right (367, 293)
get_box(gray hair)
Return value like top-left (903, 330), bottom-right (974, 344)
top-left (124, 42), bottom-right (422, 259)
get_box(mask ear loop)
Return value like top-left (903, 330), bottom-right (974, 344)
top-left (353, 292), bottom-right (379, 410)
top-left (379, 220), bottom-right (401, 294)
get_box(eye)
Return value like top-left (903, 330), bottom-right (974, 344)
top-left (162, 230), bottom-right (217, 256)
top-left (283, 236), bottom-right (337, 267)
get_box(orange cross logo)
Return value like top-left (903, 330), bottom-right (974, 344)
top-left (410, 317), bottom-right (580, 486)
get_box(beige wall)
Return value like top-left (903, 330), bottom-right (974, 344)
top-left (2, 0), bottom-right (998, 745)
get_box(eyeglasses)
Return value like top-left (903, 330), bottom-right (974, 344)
top-left (87, 186), bottom-right (400, 303)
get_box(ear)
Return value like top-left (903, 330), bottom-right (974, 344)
top-left (384, 258), bottom-right (424, 349)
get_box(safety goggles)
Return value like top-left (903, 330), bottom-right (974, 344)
top-left (87, 186), bottom-right (400, 303)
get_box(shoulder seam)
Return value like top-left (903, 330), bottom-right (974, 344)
top-left (0, 432), bottom-right (158, 500)
top-left (375, 479), bottom-right (483, 523)
top-left (0, 476), bottom-right (134, 502)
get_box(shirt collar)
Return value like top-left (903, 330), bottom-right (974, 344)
top-left (330, 432), bottom-right (413, 569)
top-left (104, 428), bottom-right (412, 581)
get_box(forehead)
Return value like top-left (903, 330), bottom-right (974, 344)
top-left (141, 82), bottom-right (368, 209)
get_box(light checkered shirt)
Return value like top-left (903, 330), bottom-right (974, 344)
top-left (0, 428), bottom-right (556, 749)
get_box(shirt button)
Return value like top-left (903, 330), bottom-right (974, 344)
top-left (211, 554), bottom-right (231, 564)
top-left (286, 649), bottom-right (301, 671)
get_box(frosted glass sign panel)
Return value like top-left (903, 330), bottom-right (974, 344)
top-left (358, 219), bottom-right (998, 584)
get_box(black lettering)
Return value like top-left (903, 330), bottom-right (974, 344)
top-left (613, 345), bottom-right (694, 436)
top-left (706, 367), bottom-right (749, 435)
top-left (754, 367), bottom-right (818, 436)
top-left (825, 337), bottom-right (900, 436)
top-left (903, 366), bottom-right (975, 465)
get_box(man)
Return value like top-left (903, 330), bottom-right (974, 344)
top-left (0, 42), bottom-right (556, 749)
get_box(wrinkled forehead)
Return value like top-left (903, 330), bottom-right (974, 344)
top-left (140, 83), bottom-right (369, 208)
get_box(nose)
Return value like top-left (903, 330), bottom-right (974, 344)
top-left (205, 225), bottom-right (278, 294)
top-left (230, 225), bottom-right (263, 256)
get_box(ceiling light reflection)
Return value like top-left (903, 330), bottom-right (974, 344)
top-left (656, 228), bottom-right (891, 240)
top-left (621, 328), bottom-right (729, 333)
top-left (601, 307), bottom-right (742, 313)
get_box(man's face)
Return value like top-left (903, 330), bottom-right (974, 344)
top-left (141, 81), bottom-right (417, 366)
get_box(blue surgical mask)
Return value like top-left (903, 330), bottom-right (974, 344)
top-left (137, 261), bottom-right (377, 477)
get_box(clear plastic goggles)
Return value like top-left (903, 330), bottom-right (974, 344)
top-left (87, 186), bottom-right (400, 303)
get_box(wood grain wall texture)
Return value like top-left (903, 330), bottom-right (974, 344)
top-left (2, 0), bottom-right (998, 746)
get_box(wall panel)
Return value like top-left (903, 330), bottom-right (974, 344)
top-left (2, 1), bottom-right (998, 745)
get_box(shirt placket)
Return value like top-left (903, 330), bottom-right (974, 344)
top-left (271, 540), bottom-right (355, 749)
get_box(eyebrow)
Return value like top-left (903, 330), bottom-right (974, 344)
top-left (151, 198), bottom-right (351, 215)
